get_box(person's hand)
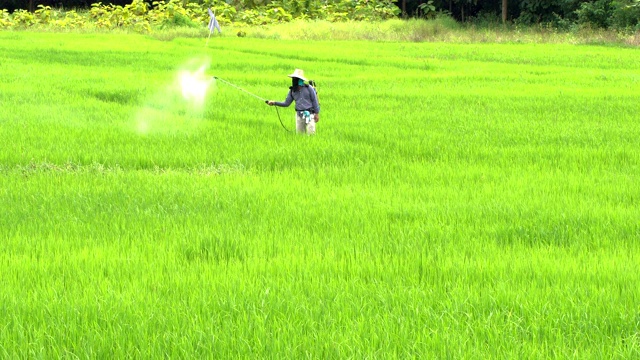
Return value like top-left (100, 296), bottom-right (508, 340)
top-left (314, 113), bottom-right (319, 122)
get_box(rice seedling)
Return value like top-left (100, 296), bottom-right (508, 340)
top-left (1, 31), bottom-right (639, 358)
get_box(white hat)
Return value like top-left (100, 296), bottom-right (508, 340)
top-left (287, 69), bottom-right (307, 81)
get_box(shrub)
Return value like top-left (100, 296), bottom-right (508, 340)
top-left (518, 0), bottom-right (580, 25)
top-left (576, 0), bottom-right (613, 28)
top-left (1, 9), bottom-right (12, 27)
top-left (468, 10), bottom-right (502, 29)
top-left (611, 0), bottom-right (640, 30)
top-left (11, 8), bottom-right (36, 26)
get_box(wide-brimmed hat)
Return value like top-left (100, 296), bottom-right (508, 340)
top-left (287, 69), bottom-right (307, 81)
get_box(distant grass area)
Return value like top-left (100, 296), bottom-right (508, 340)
top-left (245, 18), bottom-right (640, 45)
top-left (1, 31), bottom-right (639, 358)
top-left (3, 14), bottom-right (640, 45)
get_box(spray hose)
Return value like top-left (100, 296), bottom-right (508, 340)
top-left (213, 76), bottom-right (292, 132)
top-left (274, 106), bottom-right (291, 132)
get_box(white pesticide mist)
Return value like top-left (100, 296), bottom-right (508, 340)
top-left (178, 65), bottom-right (212, 108)
top-left (134, 57), bottom-right (215, 135)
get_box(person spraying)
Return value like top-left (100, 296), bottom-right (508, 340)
top-left (267, 69), bottom-right (320, 135)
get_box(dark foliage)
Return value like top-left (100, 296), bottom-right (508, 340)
top-left (2, 0), bottom-right (638, 31)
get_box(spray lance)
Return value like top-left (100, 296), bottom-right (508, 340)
top-left (212, 76), bottom-right (291, 132)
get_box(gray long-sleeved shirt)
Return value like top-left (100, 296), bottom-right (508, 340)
top-left (274, 85), bottom-right (320, 114)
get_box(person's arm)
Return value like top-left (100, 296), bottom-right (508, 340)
top-left (268, 89), bottom-right (293, 107)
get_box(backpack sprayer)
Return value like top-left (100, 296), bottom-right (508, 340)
top-left (308, 80), bottom-right (319, 104)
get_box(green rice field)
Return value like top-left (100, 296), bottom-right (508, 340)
top-left (1, 31), bottom-right (639, 358)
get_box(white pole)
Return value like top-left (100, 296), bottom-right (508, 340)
top-left (205, 31), bottom-right (212, 47)
top-left (205, 10), bottom-right (215, 47)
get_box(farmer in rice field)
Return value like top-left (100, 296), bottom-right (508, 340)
top-left (267, 69), bottom-right (320, 135)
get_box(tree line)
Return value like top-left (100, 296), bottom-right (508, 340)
top-left (2, 0), bottom-right (639, 30)
top-left (412, 0), bottom-right (639, 29)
